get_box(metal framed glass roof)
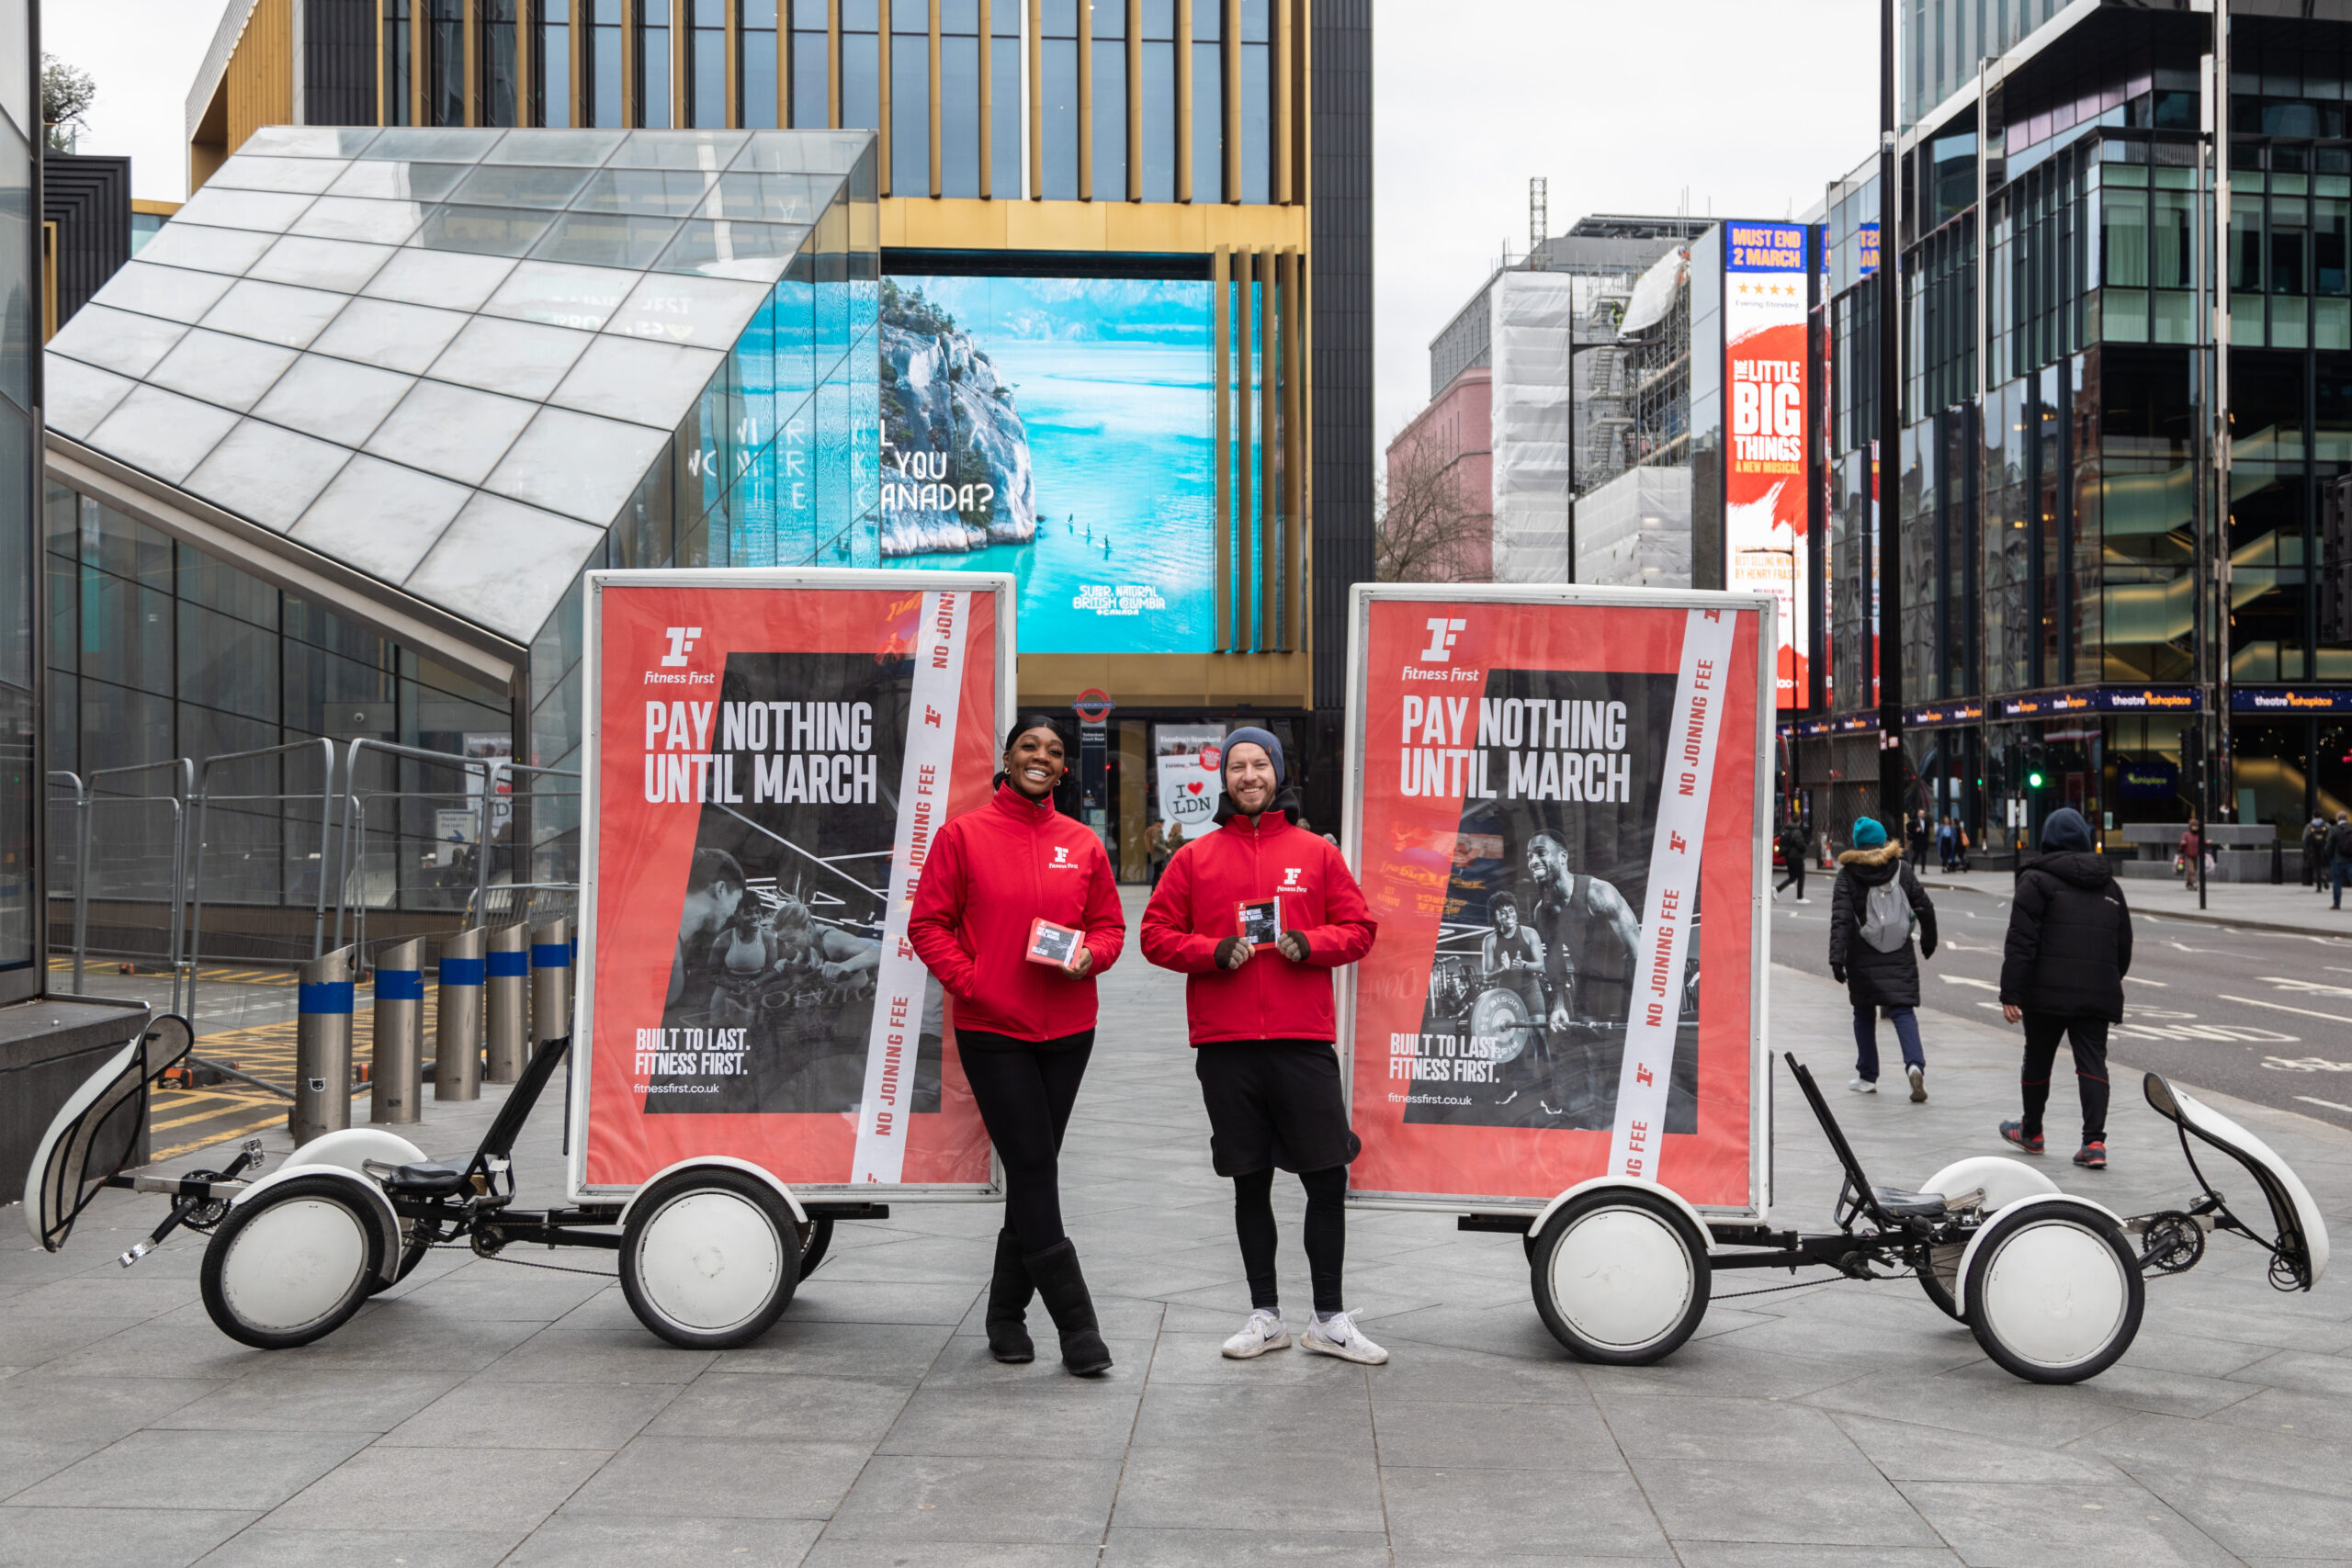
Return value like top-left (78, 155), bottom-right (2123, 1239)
top-left (45, 127), bottom-right (877, 645)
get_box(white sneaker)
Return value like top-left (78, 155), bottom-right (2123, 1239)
top-left (1794, 897), bottom-right (1811, 905)
top-left (1221, 1308), bottom-right (1290, 1359)
top-left (1907, 1065), bottom-right (1927, 1102)
top-left (1848, 1077), bottom-right (1877, 1093)
top-left (1301, 1310), bottom-right (1388, 1365)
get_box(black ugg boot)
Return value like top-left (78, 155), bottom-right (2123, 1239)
top-left (1023, 1238), bottom-right (1113, 1376)
top-left (984, 1227), bottom-right (1035, 1364)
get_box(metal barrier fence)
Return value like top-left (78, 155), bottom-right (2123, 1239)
top-left (184, 737), bottom-right (339, 1029)
top-left (331, 740), bottom-right (582, 959)
top-left (50, 739), bottom-right (580, 1059)
top-left (55, 759), bottom-right (198, 1013)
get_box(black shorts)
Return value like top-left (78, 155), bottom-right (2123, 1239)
top-left (1193, 1040), bottom-right (1360, 1178)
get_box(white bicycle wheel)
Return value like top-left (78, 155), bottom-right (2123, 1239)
top-left (201, 1177), bottom-right (382, 1348)
top-left (1531, 1189), bottom-right (1711, 1365)
top-left (620, 1168), bottom-right (797, 1349)
top-left (1962, 1201), bottom-right (2143, 1383)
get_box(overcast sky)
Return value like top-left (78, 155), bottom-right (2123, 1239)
top-left (50, 0), bottom-right (1880, 453)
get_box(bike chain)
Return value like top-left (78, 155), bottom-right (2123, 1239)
top-left (1712, 1272), bottom-right (1860, 1301)
top-left (422, 1239), bottom-right (621, 1280)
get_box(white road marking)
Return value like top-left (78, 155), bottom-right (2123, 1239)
top-left (1939, 975), bottom-right (2001, 990)
top-left (2222, 994), bottom-right (2352, 1026)
top-left (2295, 1095), bottom-right (2352, 1115)
top-left (2267, 977), bottom-right (2352, 997)
top-left (2125, 976), bottom-right (2169, 986)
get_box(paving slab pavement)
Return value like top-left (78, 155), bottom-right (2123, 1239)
top-left (6, 886), bottom-right (2352, 1564)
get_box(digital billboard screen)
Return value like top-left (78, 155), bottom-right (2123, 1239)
top-left (876, 269), bottom-right (1216, 654)
top-left (1722, 221), bottom-right (1811, 711)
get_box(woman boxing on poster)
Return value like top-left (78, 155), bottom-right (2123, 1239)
top-left (907, 715), bottom-right (1125, 1376)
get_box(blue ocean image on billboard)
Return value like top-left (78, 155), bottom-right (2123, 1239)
top-left (876, 274), bottom-right (1215, 653)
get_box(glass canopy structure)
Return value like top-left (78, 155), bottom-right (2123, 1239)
top-left (43, 127), bottom-right (880, 720)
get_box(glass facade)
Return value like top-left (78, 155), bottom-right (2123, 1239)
top-left (0, 1), bottom-right (32, 1003)
top-left (42, 479), bottom-right (511, 924)
top-left (368, 0), bottom-right (1284, 207)
top-left (1810, 8), bottom-right (2352, 858)
top-left (46, 128), bottom-right (880, 917)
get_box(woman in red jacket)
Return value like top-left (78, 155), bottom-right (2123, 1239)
top-left (907, 714), bottom-right (1124, 1376)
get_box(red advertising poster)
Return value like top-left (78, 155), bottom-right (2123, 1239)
top-left (1342, 588), bottom-right (1771, 1214)
top-left (1723, 221), bottom-right (1811, 712)
top-left (570, 571), bottom-right (1008, 1199)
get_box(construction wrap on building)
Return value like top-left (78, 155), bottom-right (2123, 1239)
top-left (1488, 271), bottom-right (1578, 582)
top-left (1574, 466), bottom-right (1691, 589)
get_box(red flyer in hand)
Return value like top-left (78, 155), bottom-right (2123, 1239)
top-left (1026, 918), bottom-right (1082, 967)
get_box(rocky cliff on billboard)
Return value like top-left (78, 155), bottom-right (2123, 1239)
top-left (877, 280), bottom-right (1039, 557)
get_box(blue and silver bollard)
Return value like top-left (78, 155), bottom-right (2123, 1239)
top-left (435, 926), bottom-right (485, 1101)
top-left (294, 944), bottom-right (356, 1146)
top-left (485, 923), bottom-right (527, 1083)
top-left (530, 917), bottom-right (573, 1044)
top-left (370, 936), bottom-right (424, 1125)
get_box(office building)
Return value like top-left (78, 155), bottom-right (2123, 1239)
top-left (164, 0), bottom-right (1374, 871)
top-left (1385, 213), bottom-right (1704, 587)
top-left (1792, 0), bottom-right (2352, 866)
top-left (1, 0), bottom-right (154, 1211)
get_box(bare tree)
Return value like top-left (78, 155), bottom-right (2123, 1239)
top-left (1376, 425), bottom-right (1487, 582)
top-left (42, 55), bottom-right (95, 154)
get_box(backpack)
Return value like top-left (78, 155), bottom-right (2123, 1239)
top-left (1857, 876), bottom-right (1914, 953)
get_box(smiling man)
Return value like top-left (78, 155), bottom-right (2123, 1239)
top-left (1141, 728), bottom-right (1384, 1364)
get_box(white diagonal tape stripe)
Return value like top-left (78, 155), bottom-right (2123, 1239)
top-left (1607, 607), bottom-right (1740, 1183)
top-left (851, 590), bottom-right (968, 1185)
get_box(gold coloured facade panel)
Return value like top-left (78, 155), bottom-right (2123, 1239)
top-left (877, 197), bottom-right (1303, 250)
top-left (1022, 652), bottom-right (1312, 710)
top-left (219, 0), bottom-right (1310, 211)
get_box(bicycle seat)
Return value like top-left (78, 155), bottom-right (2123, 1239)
top-left (363, 1158), bottom-right (471, 1197)
top-left (1870, 1187), bottom-right (1949, 1221)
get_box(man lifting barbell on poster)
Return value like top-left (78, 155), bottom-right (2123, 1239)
top-left (1523, 830), bottom-right (1642, 1118)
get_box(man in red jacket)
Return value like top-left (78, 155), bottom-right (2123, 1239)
top-left (1141, 728), bottom-right (1384, 1364)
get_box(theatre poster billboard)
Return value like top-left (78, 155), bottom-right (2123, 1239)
top-left (1722, 220), bottom-right (1810, 712)
top-left (568, 570), bottom-right (1012, 1201)
top-left (1340, 585), bottom-right (1773, 1217)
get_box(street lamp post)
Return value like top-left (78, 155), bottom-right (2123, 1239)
top-left (1877, 0), bottom-right (1907, 835)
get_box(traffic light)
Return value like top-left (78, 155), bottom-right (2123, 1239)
top-left (2022, 742), bottom-right (2047, 791)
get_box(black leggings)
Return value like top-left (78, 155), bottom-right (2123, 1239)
top-left (959, 1030), bottom-right (1093, 1256)
top-left (1234, 1164), bottom-right (1347, 1314)
top-left (2020, 1012), bottom-right (2109, 1145)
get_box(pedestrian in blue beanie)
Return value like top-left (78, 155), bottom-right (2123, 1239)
top-left (1826, 815), bottom-right (1939, 1100)
top-left (1996, 806), bottom-right (2132, 1169)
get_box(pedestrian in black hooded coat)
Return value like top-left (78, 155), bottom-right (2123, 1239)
top-left (1827, 817), bottom-right (1938, 1100)
top-left (1996, 806), bottom-right (2132, 1169)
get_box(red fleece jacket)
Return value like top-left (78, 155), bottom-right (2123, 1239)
top-left (907, 784), bottom-right (1126, 1041)
top-left (1140, 811), bottom-right (1377, 1044)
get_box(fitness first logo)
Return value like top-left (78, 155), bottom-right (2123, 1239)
top-left (1050, 845), bottom-right (1074, 869)
top-left (1403, 615), bottom-right (1479, 684)
top-left (1279, 866), bottom-right (1305, 891)
top-left (645, 625), bottom-right (715, 687)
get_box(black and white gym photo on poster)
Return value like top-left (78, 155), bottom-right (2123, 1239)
top-left (1407, 668), bottom-right (1701, 1131)
top-left (649, 650), bottom-right (945, 1115)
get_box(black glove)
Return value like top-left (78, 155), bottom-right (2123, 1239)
top-left (1215, 936), bottom-right (1250, 970)
top-left (1830, 963), bottom-right (1847, 985)
top-left (1920, 937), bottom-right (1936, 960)
top-left (1277, 930), bottom-right (1310, 963)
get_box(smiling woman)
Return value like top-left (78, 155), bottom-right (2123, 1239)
top-left (904, 710), bottom-right (1127, 1375)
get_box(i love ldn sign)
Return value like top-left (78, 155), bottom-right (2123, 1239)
top-left (1155, 724), bottom-right (1226, 838)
